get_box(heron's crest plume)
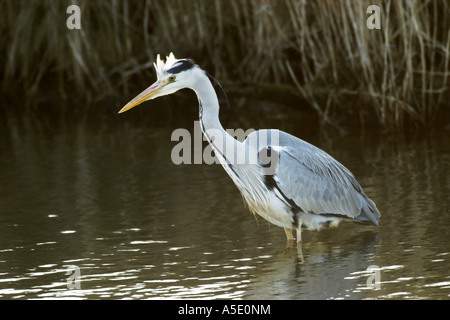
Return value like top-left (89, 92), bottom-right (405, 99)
top-left (154, 52), bottom-right (230, 109)
top-left (154, 52), bottom-right (184, 78)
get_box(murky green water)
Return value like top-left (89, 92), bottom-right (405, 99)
top-left (0, 99), bottom-right (449, 299)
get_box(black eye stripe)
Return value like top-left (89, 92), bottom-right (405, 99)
top-left (167, 59), bottom-right (195, 74)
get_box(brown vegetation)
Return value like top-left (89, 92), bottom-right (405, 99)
top-left (1, 0), bottom-right (449, 129)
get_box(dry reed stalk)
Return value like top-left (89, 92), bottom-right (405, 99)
top-left (1, 0), bottom-right (448, 130)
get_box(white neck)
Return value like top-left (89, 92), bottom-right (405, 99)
top-left (190, 72), bottom-right (244, 165)
top-left (189, 70), bottom-right (270, 212)
top-left (193, 73), bottom-right (222, 132)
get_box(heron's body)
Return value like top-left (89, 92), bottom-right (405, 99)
top-left (119, 53), bottom-right (380, 243)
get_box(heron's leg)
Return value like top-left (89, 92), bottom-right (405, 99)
top-left (296, 242), bottom-right (304, 263)
top-left (284, 228), bottom-right (294, 241)
top-left (296, 223), bottom-right (302, 243)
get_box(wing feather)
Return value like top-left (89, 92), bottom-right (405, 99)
top-left (254, 130), bottom-right (380, 225)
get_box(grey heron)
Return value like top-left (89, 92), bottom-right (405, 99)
top-left (119, 53), bottom-right (380, 243)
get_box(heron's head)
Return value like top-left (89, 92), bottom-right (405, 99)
top-left (119, 53), bottom-right (200, 113)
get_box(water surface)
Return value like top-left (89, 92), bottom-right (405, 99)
top-left (0, 99), bottom-right (449, 299)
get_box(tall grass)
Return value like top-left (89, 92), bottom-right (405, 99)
top-left (1, 0), bottom-right (449, 129)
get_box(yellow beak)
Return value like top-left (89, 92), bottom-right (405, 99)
top-left (118, 81), bottom-right (164, 114)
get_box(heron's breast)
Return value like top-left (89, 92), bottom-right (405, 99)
top-left (242, 191), bottom-right (296, 229)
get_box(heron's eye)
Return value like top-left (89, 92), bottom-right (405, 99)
top-left (168, 75), bottom-right (176, 82)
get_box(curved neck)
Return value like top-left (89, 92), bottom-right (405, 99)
top-left (191, 73), bottom-right (243, 165)
top-left (193, 74), bottom-right (222, 133)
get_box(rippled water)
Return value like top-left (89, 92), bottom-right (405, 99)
top-left (0, 100), bottom-right (449, 299)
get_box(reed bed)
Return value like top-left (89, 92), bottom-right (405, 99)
top-left (1, 0), bottom-right (449, 129)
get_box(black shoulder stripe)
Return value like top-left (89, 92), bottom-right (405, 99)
top-left (263, 174), bottom-right (278, 190)
top-left (264, 175), bottom-right (304, 214)
top-left (167, 59), bottom-right (195, 74)
top-left (263, 174), bottom-right (302, 228)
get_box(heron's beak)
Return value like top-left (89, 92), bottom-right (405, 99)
top-left (118, 81), bottom-right (164, 114)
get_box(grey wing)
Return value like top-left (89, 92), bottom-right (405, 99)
top-left (259, 130), bottom-right (380, 225)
